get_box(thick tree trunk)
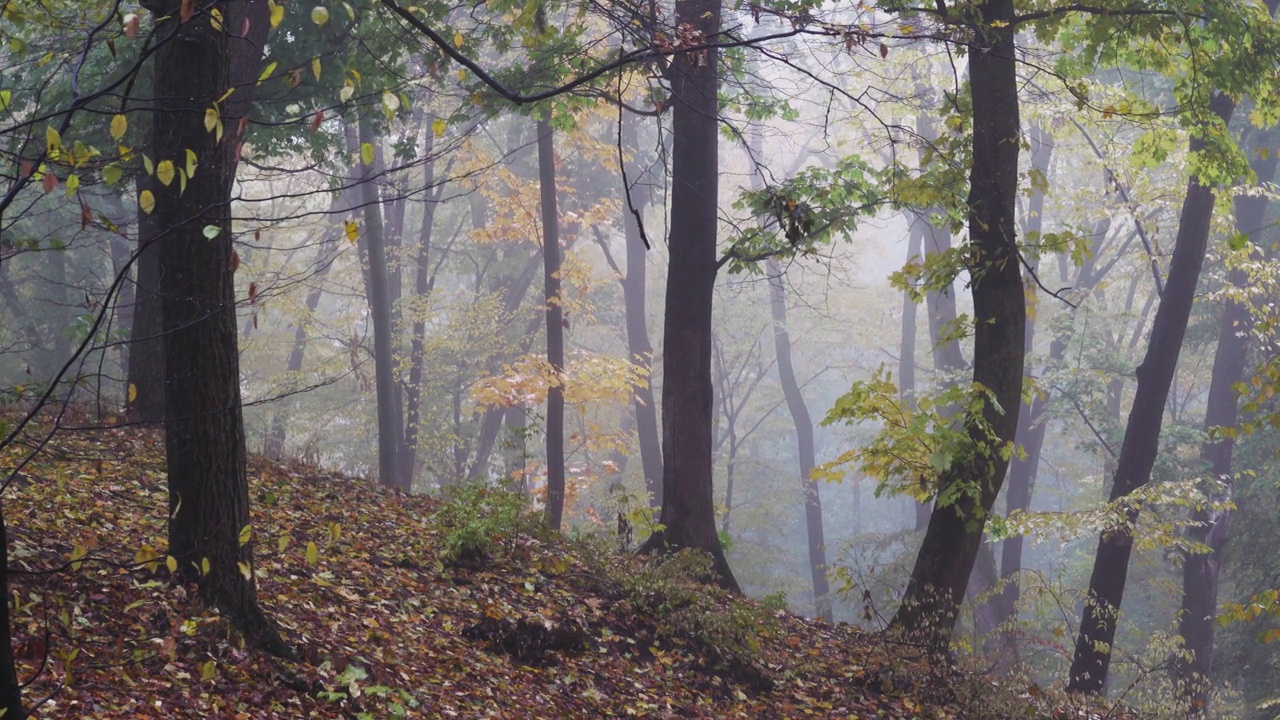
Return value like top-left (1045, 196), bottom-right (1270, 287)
top-left (537, 118), bottom-right (566, 530)
top-left (126, 185), bottom-right (166, 423)
top-left (152, 0), bottom-right (291, 658)
top-left (0, 505), bottom-right (22, 720)
top-left (638, 0), bottom-right (739, 591)
top-left (768, 260), bottom-right (832, 621)
top-left (1067, 91), bottom-right (1236, 695)
top-left (620, 114), bottom-right (663, 508)
top-left (889, 0), bottom-right (1024, 649)
top-left (1173, 147), bottom-right (1276, 712)
top-left (356, 113), bottom-right (410, 491)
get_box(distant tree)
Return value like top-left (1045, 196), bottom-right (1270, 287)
top-left (537, 116), bottom-right (567, 529)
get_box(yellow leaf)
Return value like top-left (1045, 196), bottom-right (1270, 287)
top-left (344, 220), bottom-right (359, 243)
top-left (156, 159), bottom-right (175, 187)
top-left (110, 114), bottom-right (127, 141)
top-left (138, 189), bottom-right (155, 214)
top-left (209, 8), bottom-right (222, 31)
top-left (432, 117), bottom-right (446, 138)
top-left (165, 555), bottom-right (178, 573)
top-left (69, 544), bottom-right (87, 572)
top-left (305, 541), bottom-right (319, 565)
top-left (200, 557), bottom-right (210, 576)
top-left (339, 83), bottom-right (354, 104)
top-left (142, 153), bottom-right (154, 175)
top-left (311, 57), bottom-right (322, 80)
top-left (269, 0), bottom-right (284, 27)
top-left (329, 523), bottom-right (341, 543)
top-left (46, 126), bottom-right (61, 158)
top-left (200, 660), bottom-right (217, 681)
top-left (64, 173), bottom-right (79, 195)
top-left (258, 60), bottom-right (277, 85)
top-left (311, 6), bottom-right (329, 25)
top-left (360, 141), bottom-right (374, 166)
top-left (238, 524), bottom-right (252, 546)
top-left (127, 383), bottom-right (137, 403)
top-left (186, 148), bottom-right (198, 178)
top-left (277, 533), bottom-right (291, 552)
top-left (453, 31), bottom-right (464, 47)
top-left (204, 107), bottom-right (218, 133)
top-left (381, 90), bottom-right (400, 113)
top-left (237, 561), bottom-right (252, 580)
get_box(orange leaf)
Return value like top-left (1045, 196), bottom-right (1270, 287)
top-left (230, 250), bottom-right (240, 273)
top-left (309, 110), bottom-right (324, 133)
top-left (180, 0), bottom-right (195, 22)
top-left (42, 171), bottom-right (57, 193)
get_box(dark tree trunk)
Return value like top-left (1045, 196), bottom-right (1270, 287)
top-left (1067, 91), bottom-right (1237, 695)
top-left (768, 260), bottom-right (832, 621)
top-left (126, 183), bottom-right (166, 423)
top-left (637, 0), bottom-right (739, 591)
top-left (620, 114), bottom-right (663, 508)
top-left (152, 0), bottom-right (291, 658)
top-left (889, 0), bottom-right (1024, 649)
top-left (0, 505), bottom-right (22, 719)
top-left (356, 112), bottom-right (410, 491)
top-left (537, 118), bottom-right (566, 530)
top-left (1173, 145), bottom-right (1276, 713)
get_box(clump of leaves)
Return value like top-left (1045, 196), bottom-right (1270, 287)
top-left (431, 483), bottom-right (532, 566)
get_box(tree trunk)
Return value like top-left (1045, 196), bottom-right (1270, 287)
top-left (889, 0), bottom-right (1024, 649)
top-left (768, 260), bottom-right (832, 621)
top-left (620, 113), bottom-right (663, 508)
top-left (126, 181), bottom-right (166, 423)
top-left (537, 117), bottom-right (566, 530)
top-left (356, 112), bottom-right (410, 491)
top-left (900, 220), bottom-right (930, 530)
top-left (1173, 144), bottom-right (1276, 713)
top-left (403, 119), bottom-right (443, 481)
top-left (1067, 91), bottom-right (1236, 695)
top-left (638, 0), bottom-right (739, 591)
top-left (152, 0), bottom-right (291, 658)
top-left (0, 505), bottom-right (22, 719)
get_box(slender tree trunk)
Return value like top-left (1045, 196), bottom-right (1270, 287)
top-left (900, 220), bottom-right (930, 530)
top-left (356, 112), bottom-right (410, 491)
top-left (638, 0), bottom-right (739, 591)
top-left (1173, 145), bottom-right (1276, 713)
top-left (768, 260), bottom-right (832, 621)
top-left (0, 505), bottom-right (21, 719)
top-left (152, 0), bottom-right (291, 658)
top-left (537, 118), bottom-right (566, 530)
top-left (889, 0), bottom-right (1024, 649)
top-left (1067, 91), bottom-right (1237, 695)
top-left (620, 114), bottom-right (663, 508)
top-left (404, 120), bottom-right (442, 481)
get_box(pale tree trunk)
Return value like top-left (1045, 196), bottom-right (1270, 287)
top-left (355, 112), bottom-right (410, 491)
top-left (1173, 140), bottom-right (1276, 713)
top-left (767, 260), bottom-right (832, 621)
top-left (537, 117), bottom-right (566, 529)
top-left (900, 219), bottom-right (928, 530)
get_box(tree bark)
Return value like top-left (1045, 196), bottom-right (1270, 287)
top-left (1067, 90), bottom-right (1236, 695)
top-left (0, 505), bottom-right (22, 719)
top-left (537, 117), bottom-right (566, 530)
top-left (403, 118), bottom-right (444, 481)
top-left (638, 0), bottom-right (739, 591)
top-left (768, 260), bottom-right (832, 621)
top-left (1173, 143), bottom-right (1276, 713)
top-left (620, 113), bottom-right (663, 508)
top-left (889, 0), bottom-right (1024, 649)
top-left (126, 181), bottom-right (166, 423)
top-left (356, 112), bottom-right (410, 491)
top-left (151, 0), bottom-right (291, 658)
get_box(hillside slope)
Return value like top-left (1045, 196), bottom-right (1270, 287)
top-left (5, 424), bottom-right (1069, 719)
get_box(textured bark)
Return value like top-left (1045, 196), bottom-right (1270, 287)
top-left (1067, 91), bottom-right (1236, 695)
top-left (768, 260), bottom-right (832, 621)
top-left (356, 113), bottom-right (410, 491)
top-left (537, 118), bottom-right (566, 530)
top-left (889, 0), bottom-right (1024, 649)
top-left (620, 114), bottom-right (663, 508)
top-left (126, 189), bottom-right (166, 423)
top-left (0, 505), bottom-right (22, 719)
top-left (151, 0), bottom-right (290, 658)
top-left (1173, 146), bottom-right (1276, 713)
top-left (637, 0), bottom-right (739, 591)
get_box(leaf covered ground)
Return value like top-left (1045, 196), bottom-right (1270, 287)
top-left (5, 421), bottom-right (1098, 719)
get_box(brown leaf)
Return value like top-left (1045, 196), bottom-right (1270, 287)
top-left (180, 0), bottom-right (195, 22)
top-left (230, 250), bottom-right (241, 273)
top-left (309, 110), bottom-right (324, 133)
top-left (42, 170), bottom-right (57, 193)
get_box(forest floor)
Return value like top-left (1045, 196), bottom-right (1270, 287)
top-left (4, 420), bottom-right (1106, 719)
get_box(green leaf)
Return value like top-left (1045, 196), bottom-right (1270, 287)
top-left (360, 142), bottom-right (374, 166)
top-left (305, 541), bottom-right (319, 565)
top-left (311, 6), bottom-right (329, 25)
